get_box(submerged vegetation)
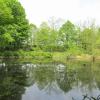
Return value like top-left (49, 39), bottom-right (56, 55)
top-left (0, 0), bottom-right (100, 61)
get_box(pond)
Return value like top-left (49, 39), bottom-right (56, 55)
top-left (0, 59), bottom-right (100, 100)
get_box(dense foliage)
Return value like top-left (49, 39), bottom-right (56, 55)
top-left (0, 0), bottom-right (30, 51)
top-left (28, 21), bottom-right (100, 55)
top-left (0, 0), bottom-right (100, 56)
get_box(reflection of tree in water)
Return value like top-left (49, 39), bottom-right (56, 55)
top-left (77, 63), bottom-right (94, 85)
top-left (56, 67), bottom-right (76, 93)
top-left (0, 60), bottom-right (100, 99)
top-left (2, 61), bottom-right (97, 96)
top-left (93, 63), bottom-right (100, 90)
top-left (32, 62), bottom-right (100, 94)
top-left (32, 65), bottom-right (56, 90)
top-left (0, 59), bottom-right (27, 100)
top-left (77, 62), bottom-right (100, 93)
top-left (56, 62), bottom-right (100, 95)
top-left (32, 63), bottom-right (76, 93)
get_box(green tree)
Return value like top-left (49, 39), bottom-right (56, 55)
top-left (0, 0), bottom-right (30, 50)
top-left (35, 22), bottom-right (51, 50)
top-left (59, 21), bottom-right (78, 50)
top-left (79, 28), bottom-right (96, 54)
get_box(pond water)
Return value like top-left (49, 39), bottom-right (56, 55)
top-left (0, 59), bottom-right (100, 100)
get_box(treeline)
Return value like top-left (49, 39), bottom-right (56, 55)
top-left (29, 21), bottom-right (99, 54)
top-left (0, 0), bottom-right (100, 55)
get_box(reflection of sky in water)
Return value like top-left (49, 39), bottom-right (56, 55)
top-left (22, 83), bottom-right (100, 100)
top-left (22, 84), bottom-right (72, 100)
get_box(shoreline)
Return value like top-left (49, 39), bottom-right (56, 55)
top-left (0, 52), bottom-right (100, 61)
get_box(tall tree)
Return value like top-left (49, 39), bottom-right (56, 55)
top-left (0, 0), bottom-right (30, 50)
top-left (79, 28), bottom-right (96, 54)
top-left (59, 21), bottom-right (77, 49)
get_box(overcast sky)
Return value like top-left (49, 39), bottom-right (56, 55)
top-left (19, 0), bottom-right (100, 26)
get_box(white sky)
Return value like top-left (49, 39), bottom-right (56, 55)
top-left (19, 0), bottom-right (100, 26)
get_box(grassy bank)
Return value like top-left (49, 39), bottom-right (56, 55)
top-left (0, 50), bottom-right (100, 62)
top-left (0, 50), bottom-right (52, 59)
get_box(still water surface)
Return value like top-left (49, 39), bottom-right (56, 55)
top-left (0, 60), bottom-right (100, 100)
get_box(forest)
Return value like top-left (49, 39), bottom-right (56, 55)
top-left (0, 0), bottom-right (100, 60)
